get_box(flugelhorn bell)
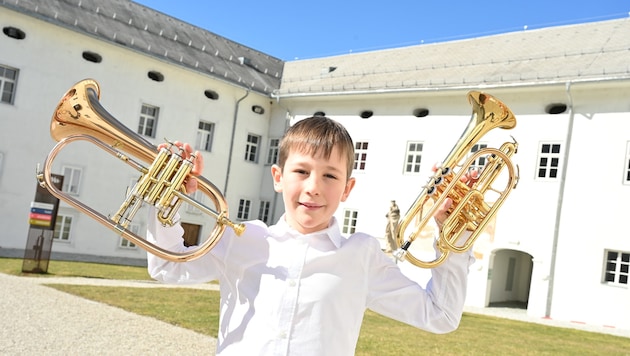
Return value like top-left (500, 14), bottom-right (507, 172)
top-left (393, 91), bottom-right (519, 268)
top-left (37, 79), bottom-right (245, 262)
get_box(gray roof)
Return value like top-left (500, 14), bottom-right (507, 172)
top-left (3, 1), bottom-right (628, 98)
top-left (277, 18), bottom-right (630, 97)
top-left (0, 0), bottom-right (284, 95)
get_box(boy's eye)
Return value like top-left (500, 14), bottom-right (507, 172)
top-left (294, 169), bottom-right (308, 175)
top-left (324, 173), bottom-right (338, 179)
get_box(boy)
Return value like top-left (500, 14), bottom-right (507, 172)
top-left (147, 116), bottom-right (475, 355)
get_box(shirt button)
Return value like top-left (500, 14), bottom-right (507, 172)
top-left (288, 279), bottom-right (297, 287)
top-left (278, 331), bottom-right (287, 339)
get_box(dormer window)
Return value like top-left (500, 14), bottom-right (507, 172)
top-left (2, 26), bottom-right (26, 40)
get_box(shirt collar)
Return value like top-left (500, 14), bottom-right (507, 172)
top-left (269, 214), bottom-right (344, 248)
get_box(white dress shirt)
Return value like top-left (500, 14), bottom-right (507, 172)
top-left (147, 212), bottom-right (473, 356)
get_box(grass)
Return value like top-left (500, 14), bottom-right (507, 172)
top-left (2, 256), bottom-right (151, 280)
top-left (3, 258), bottom-right (629, 354)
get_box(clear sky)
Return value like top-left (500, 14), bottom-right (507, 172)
top-left (134, 0), bottom-right (628, 61)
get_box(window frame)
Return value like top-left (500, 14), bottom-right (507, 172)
top-left (342, 209), bottom-right (358, 234)
top-left (196, 121), bottom-right (215, 152)
top-left (603, 249), bottom-right (629, 287)
top-left (237, 198), bottom-right (251, 220)
top-left (53, 213), bottom-right (74, 241)
top-left (535, 142), bottom-right (562, 180)
top-left (61, 165), bottom-right (83, 196)
top-left (470, 143), bottom-right (488, 172)
top-left (185, 191), bottom-right (204, 215)
top-left (266, 138), bottom-right (280, 165)
top-left (404, 141), bottom-right (423, 174)
top-left (258, 200), bottom-right (271, 223)
top-left (138, 104), bottom-right (159, 138)
top-left (120, 223), bottom-right (139, 248)
top-left (353, 141), bottom-right (369, 171)
top-left (245, 134), bottom-right (261, 163)
top-left (0, 64), bottom-right (18, 105)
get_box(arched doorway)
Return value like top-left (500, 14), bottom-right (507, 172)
top-left (487, 249), bottom-right (533, 309)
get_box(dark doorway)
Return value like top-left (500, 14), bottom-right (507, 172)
top-left (181, 222), bottom-right (201, 247)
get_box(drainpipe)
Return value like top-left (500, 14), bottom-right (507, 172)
top-left (224, 89), bottom-right (250, 196)
top-left (545, 81), bottom-right (574, 317)
top-left (269, 110), bottom-right (292, 223)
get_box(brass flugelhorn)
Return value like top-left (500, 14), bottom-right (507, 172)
top-left (394, 91), bottom-right (519, 268)
top-left (36, 79), bottom-right (245, 262)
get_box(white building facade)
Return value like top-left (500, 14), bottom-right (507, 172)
top-left (0, 1), bottom-right (628, 331)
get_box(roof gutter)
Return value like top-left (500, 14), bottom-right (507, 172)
top-left (270, 75), bottom-right (630, 100)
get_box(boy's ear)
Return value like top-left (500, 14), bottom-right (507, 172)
top-left (340, 177), bottom-right (356, 202)
top-left (271, 164), bottom-right (283, 192)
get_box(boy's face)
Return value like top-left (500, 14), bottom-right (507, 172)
top-left (271, 146), bottom-right (355, 234)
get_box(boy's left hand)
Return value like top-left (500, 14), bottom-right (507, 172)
top-left (434, 167), bottom-right (479, 228)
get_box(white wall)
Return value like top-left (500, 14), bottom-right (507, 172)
top-left (545, 83), bottom-right (630, 329)
top-left (276, 82), bottom-right (630, 330)
top-left (0, 9), bottom-right (277, 259)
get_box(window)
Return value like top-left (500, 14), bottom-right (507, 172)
top-left (245, 134), bottom-right (261, 163)
top-left (62, 166), bottom-right (83, 195)
top-left (536, 143), bottom-right (562, 179)
top-left (138, 104), bottom-right (159, 137)
top-left (185, 191), bottom-right (203, 214)
top-left (3, 26), bottom-right (26, 40)
top-left (82, 51), bottom-right (102, 63)
top-left (0, 65), bottom-right (18, 104)
top-left (266, 138), bottom-right (280, 165)
top-left (470, 143), bottom-right (488, 172)
top-left (147, 71), bottom-right (165, 82)
top-left (204, 89), bottom-right (219, 100)
top-left (237, 199), bottom-right (251, 220)
top-left (251, 105), bottom-right (265, 115)
top-left (354, 142), bottom-right (368, 171)
top-left (120, 224), bottom-right (139, 248)
top-left (404, 142), bottom-right (423, 173)
top-left (624, 142), bottom-right (630, 185)
top-left (603, 250), bottom-right (629, 286)
top-left (258, 200), bottom-right (271, 223)
top-left (53, 214), bottom-right (73, 241)
top-left (342, 209), bottom-right (358, 234)
top-left (196, 121), bottom-right (215, 152)
top-left (120, 238), bottom-right (136, 248)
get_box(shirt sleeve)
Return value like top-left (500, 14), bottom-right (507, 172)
top-left (145, 207), bottom-right (227, 284)
top-left (366, 232), bottom-right (474, 334)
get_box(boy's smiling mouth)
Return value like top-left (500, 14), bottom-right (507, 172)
top-left (299, 202), bottom-right (322, 209)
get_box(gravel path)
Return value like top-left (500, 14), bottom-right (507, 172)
top-left (0, 273), bottom-right (217, 355)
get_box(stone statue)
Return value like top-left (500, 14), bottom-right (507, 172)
top-left (384, 200), bottom-right (400, 253)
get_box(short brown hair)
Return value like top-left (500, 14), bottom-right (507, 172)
top-left (278, 116), bottom-right (355, 180)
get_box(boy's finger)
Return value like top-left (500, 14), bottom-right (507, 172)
top-left (192, 151), bottom-right (204, 176)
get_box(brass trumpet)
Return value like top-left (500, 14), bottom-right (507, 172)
top-left (394, 91), bottom-right (519, 268)
top-left (37, 79), bottom-right (245, 262)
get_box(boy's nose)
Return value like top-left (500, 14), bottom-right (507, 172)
top-left (304, 175), bottom-right (320, 195)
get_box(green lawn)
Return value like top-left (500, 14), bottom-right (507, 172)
top-left (3, 258), bottom-right (628, 355)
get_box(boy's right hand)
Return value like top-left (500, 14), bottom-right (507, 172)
top-left (157, 141), bottom-right (204, 194)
